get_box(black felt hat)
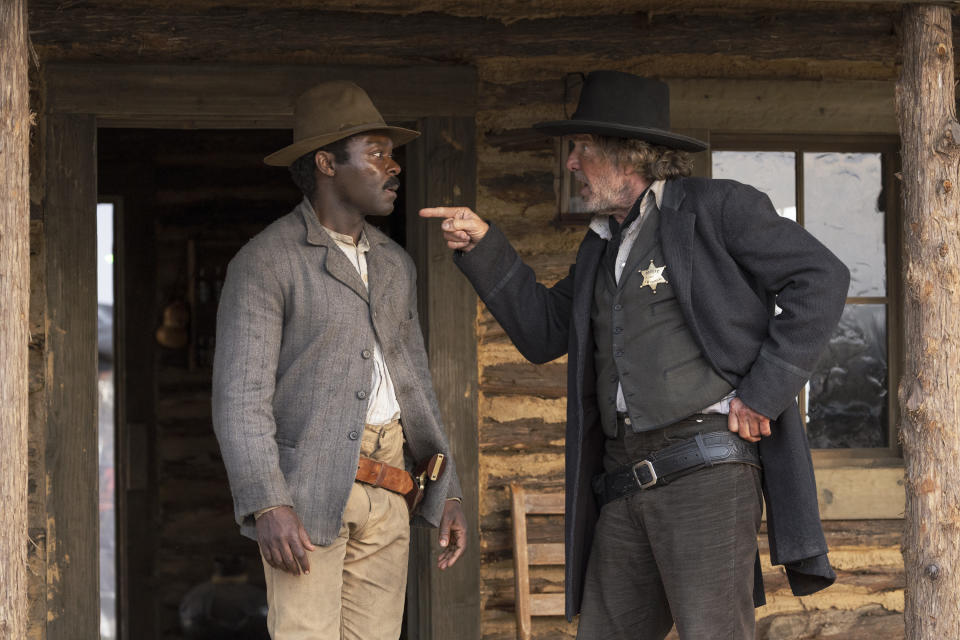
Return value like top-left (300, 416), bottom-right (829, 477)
top-left (534, 71), bottom-right (707, 152)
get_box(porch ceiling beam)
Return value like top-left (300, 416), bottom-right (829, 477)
top-left (29, 6), bottom-right (902, 66)
top-left (44, 64), bottom-right (477, 128)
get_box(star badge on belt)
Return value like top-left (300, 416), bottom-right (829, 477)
top-left (639, 260), bottom-right (668, 293)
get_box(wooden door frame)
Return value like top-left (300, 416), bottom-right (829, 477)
top-left (42, 62), bottom-right (480, 640)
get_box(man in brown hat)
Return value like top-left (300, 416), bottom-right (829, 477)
top-left (421, 70), bottom-right (848, 638)
top-left (212, 81), bottom-right (466, 640)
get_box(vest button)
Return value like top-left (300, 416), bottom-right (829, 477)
top-left (361, 349), bottom-right (372, 359)
top-left (614, 304), bottom-right (623, 311)
top-left (614, 327), bottom-right (623, 333)
top-left (357, 390), bottom-right (367, 399)
top-left (615, 350), bottom-right (624, 357)
top-left (348, 430), bottom-right (360, 440)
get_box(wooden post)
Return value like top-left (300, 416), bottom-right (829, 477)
top-left (0, 0), bottom-right (31, 638)
top-left (897, 5), bottom-right (960, 638)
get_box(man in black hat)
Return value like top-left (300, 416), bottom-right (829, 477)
top-left (421, 70), bottom-right (848, 638)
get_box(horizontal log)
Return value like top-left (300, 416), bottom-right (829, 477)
top-left (482, 362), bottom-right (567, 398)
top-left (44, 63), bottom-right (477, 125)
top-left (30, 6), bottom-right (900, 66)
top-left (757, 604), bottom-right (903, 639)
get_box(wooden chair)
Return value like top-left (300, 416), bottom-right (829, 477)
top-left (508, 483), bottom-right (565, 640)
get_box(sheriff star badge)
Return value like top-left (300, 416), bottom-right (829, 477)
top-left (639, 260), bottom-right (668, 293)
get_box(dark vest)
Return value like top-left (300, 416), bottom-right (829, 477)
top-left (592, 206), bottom-right (732, 437)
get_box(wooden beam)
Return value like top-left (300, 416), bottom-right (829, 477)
top-left (42, 114), bottom-right (99, 639)
top-left (897, 5), bottom-right (960, 638)
top-left (405, 116), bottom-right (481, 640)
top-left (28, 6), bottom-right (900, 66)
top-left (0, 1), bottom-right (31, 638)
top-left (45, 64), bottom-right (477, 128)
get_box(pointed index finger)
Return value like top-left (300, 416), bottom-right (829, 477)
top-left (419, 206), bottom-right (473, 219)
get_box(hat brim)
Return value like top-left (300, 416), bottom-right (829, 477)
top-left (533, 120), bottom-right (707, 152)
top-left (264, 124), bottom-right (421, 166)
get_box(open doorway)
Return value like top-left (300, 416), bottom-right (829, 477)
top-left (97, 128), bottom-right (409, 638)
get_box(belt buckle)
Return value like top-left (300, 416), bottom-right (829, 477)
top-left (631, 459), bottom-right (658, 489)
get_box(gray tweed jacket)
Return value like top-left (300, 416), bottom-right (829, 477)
top-left (212, 198), bottom-right (461, 544)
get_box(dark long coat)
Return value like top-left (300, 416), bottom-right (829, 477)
top-left (456, 177), bottom-right (850, 619)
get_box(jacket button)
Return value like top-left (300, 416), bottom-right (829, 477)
top-left (348, 430), bottom-right (360, 440)
top-left (357, 390), bottom-right (367, 399)
top-left (614, 327), bottom-right (623, 334)
top-left (361, 349), bottom-right (372, 359)
top-left (614, 304), bottom-right (623, 311)
top-left (615, 350), bottom-right (624, 357)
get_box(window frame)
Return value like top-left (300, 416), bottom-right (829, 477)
top-left (709, 133), bottom-right (903, 470)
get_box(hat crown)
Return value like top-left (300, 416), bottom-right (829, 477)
top-left (293, 81), bottom-right (387, 142)
top-left (572, 71), bottom-right (670, 131)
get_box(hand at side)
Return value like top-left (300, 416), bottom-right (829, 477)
top-left (727, 397), bottom-right (772, 443)
top-left (437, 499), bottom-right (467, 570)
top-left (256, 505), bottom-right (316, 575)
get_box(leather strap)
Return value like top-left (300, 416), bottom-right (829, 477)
top-left (594, 430), bottom-right (760, 507)
top-left (356, 456), bottom-right (415, 499)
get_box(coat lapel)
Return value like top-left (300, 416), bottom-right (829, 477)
top-left (299, 200), bottom-right (370, 303)
top-left (572, 232), bottom-right (604, 358)
top-left (364, 224), bottom-right (400, 312)
top-left (658, 179), bottom-right (694, 310)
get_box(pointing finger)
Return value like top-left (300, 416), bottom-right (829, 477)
top-left (419, 206), bottom-right (476, 219)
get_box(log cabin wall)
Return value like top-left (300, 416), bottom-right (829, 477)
top-left (26, 1), bottom-right (920, 638)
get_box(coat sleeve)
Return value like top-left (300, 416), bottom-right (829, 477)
top-left (454, 223), bottom-right (576, 364)
top-left (211, 248), bottom-right (294, 526)
top-left (719, 183), bottom-right (851, 419)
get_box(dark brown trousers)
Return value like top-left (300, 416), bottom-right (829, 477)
top-left (577, 423), bottom-right (763, 640)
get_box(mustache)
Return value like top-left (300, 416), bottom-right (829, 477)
top-left (384, 177), bottom-right (401, 191)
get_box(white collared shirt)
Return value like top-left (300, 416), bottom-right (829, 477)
top-left (589, 180), bottom-right (735, 415)
top-left (322, 224), bottom-right (402, 426)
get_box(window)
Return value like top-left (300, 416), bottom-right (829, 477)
top-left (710, 136), bottom-right (901, 460)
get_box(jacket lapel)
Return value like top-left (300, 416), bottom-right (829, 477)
top-left (658, 179), bottom-right (694, 310)
top-left (300, 200), bottom-right (370, 303)
top-left (364, 225), bottom-right (400, 312)
top-left (572, 232), bottom-right (604, 356)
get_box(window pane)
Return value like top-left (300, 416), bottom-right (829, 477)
top-left (711, 151), bottom-right (796, 220)
top-left (806, 304), bottom-right (888, 449)
top-left (803, 153), bottom-right (885, 297)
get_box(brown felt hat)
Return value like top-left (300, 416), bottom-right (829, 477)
top-left (264, 81), bottom-right (420, 166)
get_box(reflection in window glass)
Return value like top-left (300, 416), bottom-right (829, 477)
top-left (806, 304), bottom-right (888, 448)
top-left (804, 153), bottom-right (885, 297)
top-left (711, 151), bottom-right (797, 220)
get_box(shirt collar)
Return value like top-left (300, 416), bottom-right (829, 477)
top-left (321, 223), bottom-right (371, 252)
top-left (589, 179), bottom-right (665, 240)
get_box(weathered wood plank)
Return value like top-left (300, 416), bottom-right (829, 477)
top-left (481, 362), bottom-right (567, 398)
top-left (45, 63), bottom-right (477, 126)
top-left (29, 6), bottom-right (901, 66)
top-left (0, 1), bottom-right (31, 637)
top-left (405, 116), bottom-right (481, 640)
top-left (527, 543), bottom-right (564, 565)
top-left (43, 113), bottom-right (99, 639)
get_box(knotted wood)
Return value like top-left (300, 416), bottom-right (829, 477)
top-left (0, 1), bottom-right (31, 638)
top-left (897, 5), bottom-right (960, 638)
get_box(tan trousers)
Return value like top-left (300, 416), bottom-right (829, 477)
top-left (262, 421), bottom-right (410, 640)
